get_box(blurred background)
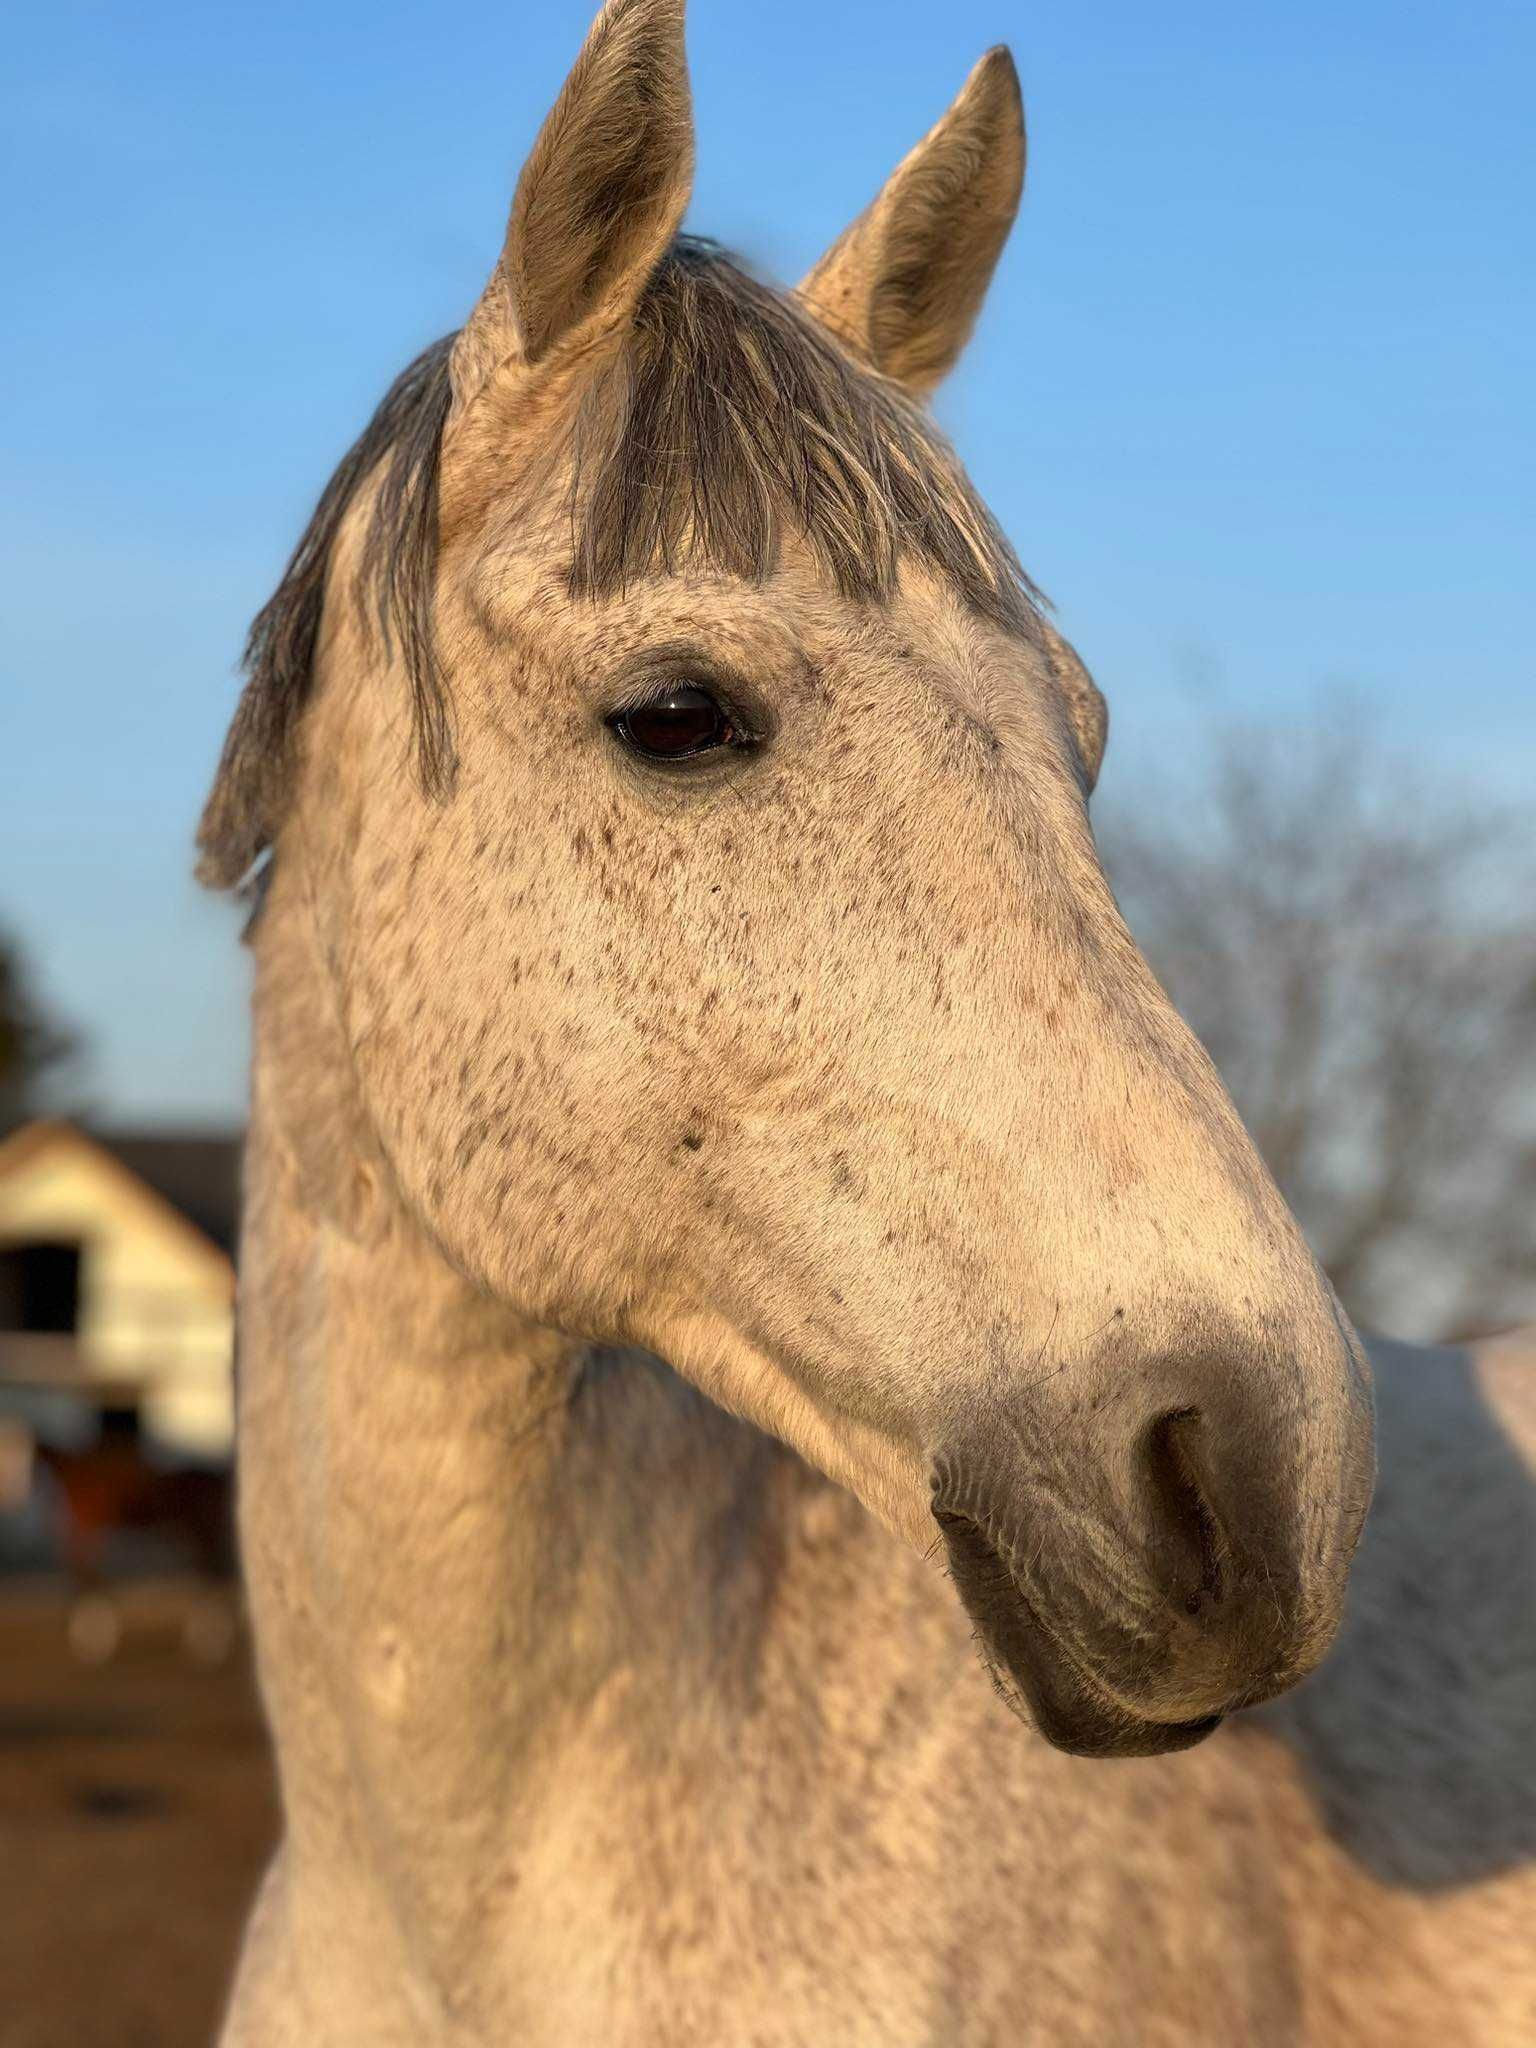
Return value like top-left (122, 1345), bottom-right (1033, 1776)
top-left (2, 1), bottom-right (1532, 2041)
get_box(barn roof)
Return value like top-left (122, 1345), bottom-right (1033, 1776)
top-left (89, 1132), bottom-right (242, 1256)
top-left (0, 1120), bottom-right (243, 1262)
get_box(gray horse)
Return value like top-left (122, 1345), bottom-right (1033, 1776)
top-left (200, 3), bottom-right (1533, 2038)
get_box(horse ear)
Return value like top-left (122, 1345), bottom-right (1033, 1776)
top-left (451, 0), bottom-right (694, 409)
top-left (795, 48), bottom-right (1024, 397)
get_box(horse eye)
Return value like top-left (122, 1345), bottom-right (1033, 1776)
top-left (610, 684), bottom-right (738, 762)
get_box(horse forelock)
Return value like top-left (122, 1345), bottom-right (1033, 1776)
top-left (566, 239), bottom-right (1039, 627)
top-left (196, 236), bottom-right (1041, 892)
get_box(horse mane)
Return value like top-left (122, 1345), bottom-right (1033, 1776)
top-left (197, 237), bottom-right (1041, 890)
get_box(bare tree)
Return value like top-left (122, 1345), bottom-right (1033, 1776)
top-left (1101, 704), bottom-right (1536, 1341)
top-left (0, 931), bottom-right (75, 1138)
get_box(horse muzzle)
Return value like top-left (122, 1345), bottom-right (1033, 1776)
top-left (930, 1341), bottom-right (1374, 1758)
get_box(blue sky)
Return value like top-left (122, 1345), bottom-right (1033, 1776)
top-left (3, 0), bottom-right (1532, 1124)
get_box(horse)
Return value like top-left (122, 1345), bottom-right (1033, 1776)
top-left (32, 1416), bottom-right (236, 1661)
top-left (197, 3), bottom-right (1533, 2039)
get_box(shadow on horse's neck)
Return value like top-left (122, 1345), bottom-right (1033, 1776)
top-left (295, 1209), bottom-right (810, 1696)
top-left (1252, 1335), bottom-right (1536, 1893)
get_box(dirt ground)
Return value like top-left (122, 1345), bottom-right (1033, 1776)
top-left (0, 1578), bottom-right (278, 2048)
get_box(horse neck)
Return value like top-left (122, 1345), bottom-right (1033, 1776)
top-left (238, 857), bottom-right (807, 1940)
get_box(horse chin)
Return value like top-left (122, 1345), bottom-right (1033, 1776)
top-left (934, 1503), bottom-right (1226, 1761)
top-left (979, 1611), bottom-right (1225, 1761)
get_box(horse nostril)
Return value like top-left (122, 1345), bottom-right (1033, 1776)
top-left (1141, 1410), bottom-right (1227, 1615)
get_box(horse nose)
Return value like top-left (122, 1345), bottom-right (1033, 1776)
top-left (1120, 1402), bottom-right (1314, 1705)
top-left (931, 1332), bottom-right (1374, 1757)
top-left (1136, 1409), bottom-right (1229, 1618)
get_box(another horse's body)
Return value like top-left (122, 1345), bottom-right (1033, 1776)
top-left (36, 1434), bottom-right (234, 1587)
top-left (203, 3), bottom-right (1531, 2039)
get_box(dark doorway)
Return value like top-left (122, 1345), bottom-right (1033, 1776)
top-left (0, 1241), bottom-right (83, 1334)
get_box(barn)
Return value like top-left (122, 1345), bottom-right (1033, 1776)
top-left (0, 1118), bottom-right (240, 1463)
